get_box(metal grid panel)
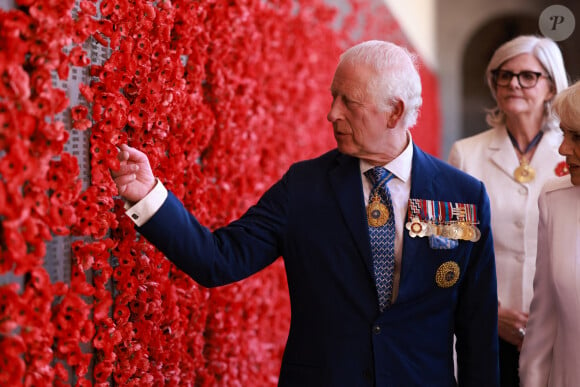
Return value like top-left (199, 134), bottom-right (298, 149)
top-left (0, 0), bottom-right (110, 291)
top-left (0, 0), bottom-right (14, 11)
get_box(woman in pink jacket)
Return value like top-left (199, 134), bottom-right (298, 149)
top-left (519, 80), bottom-right (580, 386)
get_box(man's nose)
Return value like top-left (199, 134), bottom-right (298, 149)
top-left (327, 100), bottom-right (340, 122)
top-left (327, 109), bottom-right (335, 122)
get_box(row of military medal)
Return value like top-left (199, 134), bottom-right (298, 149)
top-left (405, 217), bottom-right (481, 242)
top-left (366, 194), bottom-right (481, 242)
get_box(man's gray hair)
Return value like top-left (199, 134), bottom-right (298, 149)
top-left (339, 40), bottom-right (423, 130)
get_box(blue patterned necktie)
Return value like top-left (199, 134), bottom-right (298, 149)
top-left (364, 166), bottom-right (396, 312)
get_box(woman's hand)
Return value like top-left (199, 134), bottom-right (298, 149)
top-left (498, 305), bottom-right (528, 350)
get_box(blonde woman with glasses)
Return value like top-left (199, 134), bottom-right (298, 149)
top-left (448, 35), bottom-right (569, 386)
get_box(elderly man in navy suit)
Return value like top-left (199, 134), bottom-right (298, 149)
top-left (111, 40), bottom-right (499, 386)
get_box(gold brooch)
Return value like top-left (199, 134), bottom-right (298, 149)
top-left (435, 261), bottom-right (460, 288)
top-left (367, 194), bottom-right (389, 227)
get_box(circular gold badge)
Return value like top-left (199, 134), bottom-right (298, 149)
top-left (367, 196), bottom-right (389, 228)
top-left (439, 224), bottom-right (453, 239)
top-left (459, 223), bottom-right (475, 241)
top-left (470, 226), bottom-right (481, 242)
top-left (435, 261), bottom-right (460, 288)
top-left (514, 164), bottom-right (536, 183)
top-left (448, 224), bottom-right (463, 240)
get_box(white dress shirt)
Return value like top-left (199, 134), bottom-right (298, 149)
top-left (125, 178), bottom-right (167, 227)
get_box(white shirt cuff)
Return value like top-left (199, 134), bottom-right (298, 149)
top-left (124, 179), bottom-right (168, 227)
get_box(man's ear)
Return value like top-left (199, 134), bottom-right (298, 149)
top-left (386, 99), bottom-right (405, 128)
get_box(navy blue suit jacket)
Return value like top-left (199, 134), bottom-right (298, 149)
top-left (138, 144), bottom-right (499, 386)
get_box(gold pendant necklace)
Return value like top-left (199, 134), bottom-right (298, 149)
top-left (514, 157), bottom-right (536, 183)
top-left (507, 129), bottom-right (543, 184)
top-left (367, 194), bottom-right (389, 227)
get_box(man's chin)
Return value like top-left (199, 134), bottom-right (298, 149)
top-left (336, 143), bottom-right (357, 157)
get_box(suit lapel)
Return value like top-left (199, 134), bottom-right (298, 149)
top-left (531, 129), bottom-right (565, 181)
top-left (533, 129), bottom-right (561, 164)
top-left (328, 153), bottom-right (374, 276)
top-left (408, 144), bottom-right (438, 199)
top-left (489, 126), bottom-right (519, 180)
top-left (397, 145), bottom-right (438, 301)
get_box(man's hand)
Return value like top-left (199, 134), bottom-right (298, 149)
top-left (111, 144), bottom-right (156, 204)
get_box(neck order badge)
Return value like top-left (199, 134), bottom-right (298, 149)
top-left (507, 130), bottom-right (544, 183)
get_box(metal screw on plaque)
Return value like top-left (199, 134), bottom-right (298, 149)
top-left (539, 5), bottom-right (575, 42)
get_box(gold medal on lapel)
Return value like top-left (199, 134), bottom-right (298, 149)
top-left (447, 223), bottom-right (464, 240)
top-left (436, 261), bottom-right (460, 288)
top-left (367, 194), bottom-right (389, 227)
top-left (459, 222), bottom-right (475, 241)
top-left (514, 158), bottom-right (536, 183)
top-left (470, 226), bottom-right (481, 242)
top-left (439, 224), bottom-right (454, 239)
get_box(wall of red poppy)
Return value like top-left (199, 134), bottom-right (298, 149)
top-left (0, 0), bottom-right (440, 385)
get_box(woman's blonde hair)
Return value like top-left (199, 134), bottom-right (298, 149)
top-left (485, 35), bottom-right (569, 131)
top-left (552, 80), bottom-right (580, 130)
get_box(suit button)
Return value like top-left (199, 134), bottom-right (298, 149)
top-left (518, 187), bottom-right (528, 195)
top-left (515, 220), bottom-right (524, 228)
top-left (373, 325), bottom-right (381, 335)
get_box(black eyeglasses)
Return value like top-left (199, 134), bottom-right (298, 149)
top-left (491, 69), bottom-right (549, 89)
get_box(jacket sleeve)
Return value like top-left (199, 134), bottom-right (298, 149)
top-left (519, 189), bottom-right (556, 386)
top-left (136, 175), bottom-right (289, 287)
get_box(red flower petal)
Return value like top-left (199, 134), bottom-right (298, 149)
top-left (555, 161), bottom-right (570, 176)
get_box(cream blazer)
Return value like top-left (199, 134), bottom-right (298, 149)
top-left (519, 176), bottom-right (580, 387)
top-left (448, 126), bottom-right (565, 311)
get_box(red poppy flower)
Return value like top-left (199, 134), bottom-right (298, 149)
top-left (79, 0), bottom-right (97, 16)
top-left (555, 161), bottom-right (570, 176)
top-left (78, 83), bottom-right (94, 103)
top-left (93, 361), bottom-right (115, 382)
top-left (113, 303), bottom-right (130, 324)
top-left (93, 294), bottom-right (113, 322)
top-left (71, 104), bottom-right (89, 120)
top-left (75, 378), bottom-right (93, 387)
top-left (0, 336), bottom-right (26, 385)
top-left (4, 64), bottom-right (31, 100)
top-left (54, 362), bottom-right (69, 383)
